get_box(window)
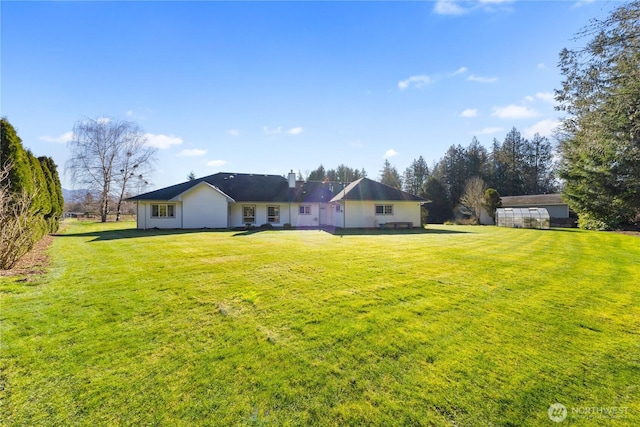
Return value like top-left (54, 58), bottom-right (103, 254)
top-left (267, 205), bottom-right (280, 223)
top-left (299, 205), bottom-right (311, 215)
top-left (151, 204), bottom-right (175, 218)
top-left (243, 205), bottom-right (256, 223)
top-left (335, 203), bottom-right (341, 212)
top-left (375, 204), bottom-right (393, 215)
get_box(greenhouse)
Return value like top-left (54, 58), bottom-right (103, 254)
top-left (495, 207), bottom-right (550, 229)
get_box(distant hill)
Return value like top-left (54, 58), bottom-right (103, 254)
top-left (62, 188), bottom-right (93, 202)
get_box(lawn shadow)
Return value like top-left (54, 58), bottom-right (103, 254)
top-left (55, 225), bottom-right (471, 241)
top-left (325, 227), bottom-right (471, 236)
top-left (53, 227), bottom-right (230, 242)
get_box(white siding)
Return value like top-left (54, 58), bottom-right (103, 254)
top-left (343, 201), bottom-right (421, 228)
top-left (332, 203), bottom-right (344, 228)
top-left (136, 201), bottom-right (183, 229)
top-left (293, 203), bottom-right (321, 227)
top-left (545, 205), bottom-right (569, 218)
top-left (181, 184), bottom-right (229, 228)
top-left (229, 203), bottom-right (292, 228)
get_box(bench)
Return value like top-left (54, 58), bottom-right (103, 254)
top-left (379, 222), bottom-right (413, 229)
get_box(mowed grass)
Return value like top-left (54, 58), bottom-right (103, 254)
top-left (1, 221), bottom-right (639, 426)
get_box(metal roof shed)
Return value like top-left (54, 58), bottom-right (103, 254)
top-left (495, 207), bottom-right (550, 229)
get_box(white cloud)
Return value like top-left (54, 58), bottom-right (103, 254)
top-left (461, 108), bottom-right (478, 118)
top-left (434, 0), bottom-right (468, 15)
top-left (452, 66), bottom-right (468, 75)
top-left (491, 105), bottom-right (538, 119)
top-left (288, 127), bottom-right (304, 135)
top-left (524, 95), bottom-right (535, 103)
top-left (350, 140), bottom-right (364, 148)
top-left (398, 75), bottom-right (432, 90)
top-left (435, 0), bottom-right (513, 16)
top-left (468, 74), bottom-right (498, 83)
top-left (535, 91), bottom-right (555, 103)
top-left (475, 127), bottom-right (504, 135)
top-left (206, 160), bottom-right (227, 167)
top-left (126, 110), bottom-right (134, 117)
top-left (144, 133), bottom-right (183, 149)
top-left (178, 149), bottom-right (207, 157)
top-left (384, 149), bottom-right (399, 158)
top-left (524, 119), bottom-right (561, 138)
top-left (263, 126), bottom-right (282, 135)
top-left (39, 131), bottom-right (73, 144)
top-left (96, 117), bottom-right (111, 124)
top-left (573, 0), bottom-right (596, 8)
top-left (227, 129), bottom-right (240, 137)
top-left (537, 63), bottom-right (546, 70)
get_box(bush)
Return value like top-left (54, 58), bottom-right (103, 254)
top-left (577, 213), bottom-right (616, 231)
top-left (259, 223), bottom-right (273, 229)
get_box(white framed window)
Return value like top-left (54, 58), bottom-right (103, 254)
top-left (375, 204), bottom-right (393, 215)
top-left (243, 205), bottom-right (256, 223)
top-left (299, 205), bottom-right (311, 215)
top-left (267, 205), bottom-right (280, 223)
top-left (151, 204), bottom-right (175, 218)
top-left (335, 203), bottom-right (341, 212)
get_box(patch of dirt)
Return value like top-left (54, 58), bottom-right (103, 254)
top-left (0, 234), bottom-right (55, 278)
top-left (616, 231), bottom-right (640, 237)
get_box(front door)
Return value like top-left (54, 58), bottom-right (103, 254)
top-left (319, 204), bottom-right (329, 226)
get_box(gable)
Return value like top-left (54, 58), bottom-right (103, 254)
top-left (330, 178), bottom-right (425, 202)
top-left (128, 172), bottom-right (291, 202)
top-left (171, 181), bottom-right (234, 202)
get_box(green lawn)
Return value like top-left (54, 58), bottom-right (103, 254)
top-left (1, 221), bottom-right (639, 426)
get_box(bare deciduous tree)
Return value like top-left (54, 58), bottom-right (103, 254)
top-left (66, 117), bottom-right (156, 222)
top-left (458, 176), bottom-right (486, 224)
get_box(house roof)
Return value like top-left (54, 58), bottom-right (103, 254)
top-left (128, 172), bottom-right (291, 202)
top-left (500, 194), bottom-right (566, 206)
top-left (330, 178), bottom-right (426, 202)
top-left (128, 174), bottom-right (426, 204)
top-left (292, 180), bottom-right (345, 204)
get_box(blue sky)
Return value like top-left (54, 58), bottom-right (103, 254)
top-left (1, 0), bottom-right (620, 191)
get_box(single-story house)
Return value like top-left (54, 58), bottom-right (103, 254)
top-left (127, 171), bottom-right (427, 229)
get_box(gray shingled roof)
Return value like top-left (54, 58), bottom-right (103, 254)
top-left (500, 194), bottom-right (566, 206)
top-left (330, 178), bottom-right (426, 202)
top-left (128, 174), bottom-right (427, 204)
top-left (128, 173), bottom-right (291, 202)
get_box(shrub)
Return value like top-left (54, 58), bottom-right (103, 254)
top-left (577, 213), bottom-right (616, 231)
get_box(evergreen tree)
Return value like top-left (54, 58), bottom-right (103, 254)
top-left (379, 159), bottom-right (402, 189)
top-left (0, 118), bottom-right (64, 268)
top-left (524, 133), bottom-right (556, 194)
top-left (493, 128), bottom-right (527, 196)
top-left (0, 118), bottom-right (33, 195)
top-left (556, 1), bottom-right (640, 229)
top-left (403, 156), bottom-right (429, 196)
top-left (422, 175), bottom-right (452, 223)
top-left (39, 156), bottom-right (64, 232)
top-left (307, 165), bottom-right (326, 181)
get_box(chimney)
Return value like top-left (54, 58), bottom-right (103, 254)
top-left (288, 170), bottom-right (296, 188)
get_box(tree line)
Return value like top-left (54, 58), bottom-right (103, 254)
top-left (312, 2), bottom-right (640, 229)
top-left (1, 118), bottom-right (64, 269)
top-left (304, 127), bottom-right (556, 224)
